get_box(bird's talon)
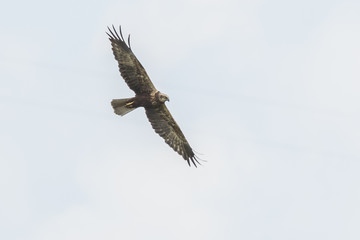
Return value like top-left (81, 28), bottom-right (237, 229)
top-left (125, 101), bottom-right (134, 107)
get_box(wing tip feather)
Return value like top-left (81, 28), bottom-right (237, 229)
top-left (188, 154), bottom-right (205, 168)
top-left (106, 25), bottom-right (132, 50)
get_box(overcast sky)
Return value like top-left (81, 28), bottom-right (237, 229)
top-left (1, 0), bottom-right (360, 239)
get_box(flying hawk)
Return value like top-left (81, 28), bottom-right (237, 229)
top-left (107, 26), bottom-right (200, 167)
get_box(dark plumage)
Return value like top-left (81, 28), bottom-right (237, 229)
top-left (107, 26), bottom-right (200, 167)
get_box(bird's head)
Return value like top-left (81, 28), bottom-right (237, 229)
top-left (158, 92), bottom-right (170, 103)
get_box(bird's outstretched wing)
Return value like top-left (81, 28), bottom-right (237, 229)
top-left (145, 105), bottom-right (200, 167)
top-left (107, 26), bottom-right (156, 94)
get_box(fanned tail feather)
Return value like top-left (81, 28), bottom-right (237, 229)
top-left (111, 98), bottom-right (136, 116)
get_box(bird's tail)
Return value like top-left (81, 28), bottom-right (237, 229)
top-left (111, 98), bottom-right (136, 116)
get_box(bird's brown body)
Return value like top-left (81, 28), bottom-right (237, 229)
top-left (116, 91), bottom-right (167, 109)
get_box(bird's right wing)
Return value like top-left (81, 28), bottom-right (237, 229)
top-left (107, 26), bottom-right (157, 94)
top-left (145, 104), bottom-right (200, 167)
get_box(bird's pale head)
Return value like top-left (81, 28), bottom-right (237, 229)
top-left (158, 92), bottom-right (170, 103)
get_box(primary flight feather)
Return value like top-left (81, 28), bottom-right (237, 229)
top-left (107, 26), bottom-right (200, 167)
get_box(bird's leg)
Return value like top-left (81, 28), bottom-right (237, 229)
top-left (125, 101), bottom-right (134, 108)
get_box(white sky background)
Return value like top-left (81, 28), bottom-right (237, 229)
top-left (1, 0), bottom-right (360, 239)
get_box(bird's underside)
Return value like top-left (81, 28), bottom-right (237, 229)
top-left (107, 25), bottom-right (200, 167)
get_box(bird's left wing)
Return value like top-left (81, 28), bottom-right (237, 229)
top-left (107, 26), bottom-right (156, 94)
top-left (145, 105), bottom-right (200, 167)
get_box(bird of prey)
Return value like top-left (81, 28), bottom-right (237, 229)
top-left (107, 26), bottom-right (200, 167)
